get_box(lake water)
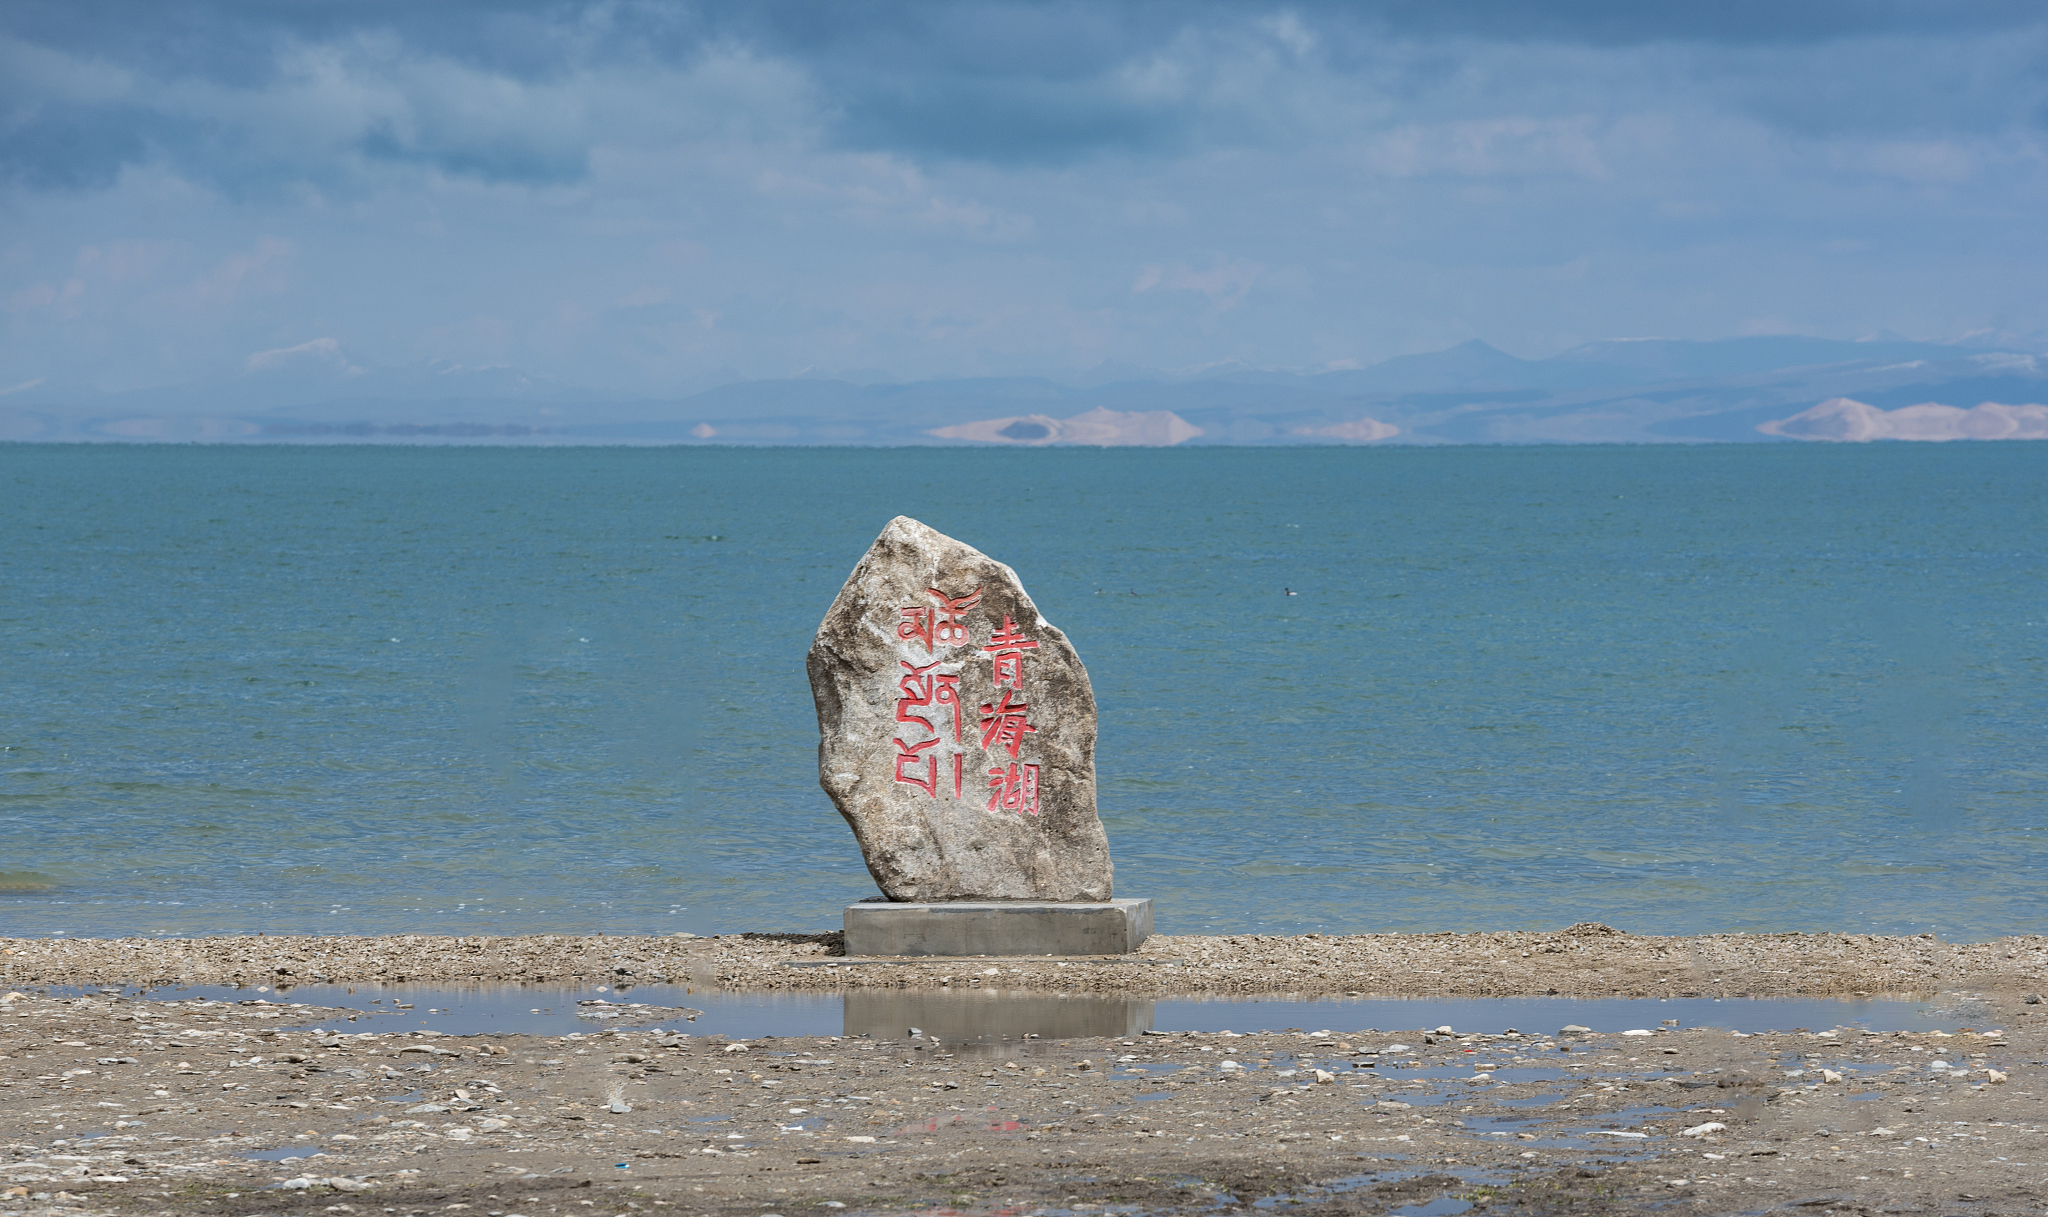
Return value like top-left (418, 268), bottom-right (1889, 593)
top-left (2, 442), bottom-right (2043, 940)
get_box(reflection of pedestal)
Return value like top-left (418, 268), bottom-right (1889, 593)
top-left (844, 898), bottom-right (1152, 957)
top-left (844, 990), bottom-right (1151, 1042)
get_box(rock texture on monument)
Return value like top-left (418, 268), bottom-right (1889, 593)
top-left (809, 516), bottom-right (1113, 902)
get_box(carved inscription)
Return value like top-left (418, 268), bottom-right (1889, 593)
top-left (887, 588), bottom-right (1044, 815)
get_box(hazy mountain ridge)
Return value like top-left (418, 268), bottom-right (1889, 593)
top-left (2, 337), bottom-right (2041, 446)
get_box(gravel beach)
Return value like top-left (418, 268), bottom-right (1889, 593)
top-left (4, 930), bottom-right (2047, 1217)
top-left (6, 926), bottom-right (2046, 999)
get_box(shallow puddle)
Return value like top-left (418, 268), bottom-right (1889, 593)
top-left (1459, 1104), bottom-right (1683, 1152)
top-left (58, 983), bottom-right (1971, 1044)
top-left (1152, 994), bottom-right (1967, 1036)
top-left (1253, 1164), bottom-right (1508, 1213)
top-left (244, 1147), bottom-right (327, 1162)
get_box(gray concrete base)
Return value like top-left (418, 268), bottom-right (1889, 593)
top-left (843, 898), bottom-right (1152, 957)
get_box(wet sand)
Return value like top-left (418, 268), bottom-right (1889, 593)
top-left (2, 980), bottom-right (2045, 1217)
top-left (6, 931), bottom-right (2048, 1216)
top-left (7, 925), bottom-right (2047, 999)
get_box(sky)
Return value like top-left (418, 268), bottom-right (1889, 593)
top-left (4, 0), bottom-right (2048, 397)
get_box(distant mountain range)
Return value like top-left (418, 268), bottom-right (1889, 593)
top-left (4, 334), bottom-right (2044, 445)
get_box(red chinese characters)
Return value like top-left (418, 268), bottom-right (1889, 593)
top-left (978, 613), bottom-right (1046, 815)
top-left (987, 760), bottom-right (1040, 816)
top-left (977, 688), bottom-right (1037, 758)
top-left (982, 614), bottom-right (1040, 689)
top-left (889, 593), bottom-right (1049, 815)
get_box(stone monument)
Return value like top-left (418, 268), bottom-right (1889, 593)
top-left (809, 516), bottom-right (1151, 956)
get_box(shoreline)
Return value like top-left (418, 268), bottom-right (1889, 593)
top-left (6, 927), bottom-right (2045, 1000)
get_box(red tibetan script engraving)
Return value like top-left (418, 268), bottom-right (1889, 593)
top-left (898, 586), bottom-right (983, 653)
top-left (933, 672), bottom-right (964, 742)
top-left (894, 735), bottom-right (939, 797)
top-left (987, 761), bottom-right (1040, 815)
top-left (895, 659), bottom-right (964, 742)
top-left (896, 606), bottom-right (932, 651)
top-left (981, 614), bottom-right (1040, 689)
top-left (929, 587), bottom-right (983, 646)
top-left (978, 688), bottom-right (1037, 758)
top-left (891, 589), bottom-right (983, 799)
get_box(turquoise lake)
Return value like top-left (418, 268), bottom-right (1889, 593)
top-left (2, 442), bottom-right (2043, 940)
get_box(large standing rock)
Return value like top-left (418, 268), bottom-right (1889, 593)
top-left (809, 516), bottom-right (1113, 902)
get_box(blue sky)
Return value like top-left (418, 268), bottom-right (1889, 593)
top-left (4, 0), bottom-right (2047, 396)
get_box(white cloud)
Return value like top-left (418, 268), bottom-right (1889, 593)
top-left (1130, 258), bottom-right (1262, 307)
top-left (8, 6), bottom-right (2048, 392)
top-left (245, 336), bottom-right (362, 374)
top-left (750, 156), bottom-right (1034, 241)
top-left (5, 278), bottom-right (86, 317)
top-left (1759, 396), bottom-right (2048, 441)
top-left (1293, 417), bottom-right (1398, 442)
top-left (95, 416), bottom-right (261, 440)
top-left (189, 237), bottom-right (294, 308)
top-left (615, 285), bottom-right (672, 308)
top-left (1353, 116), bottom-right (1615, 180)
top-left (1838, 140), bottom-right (1981, 184)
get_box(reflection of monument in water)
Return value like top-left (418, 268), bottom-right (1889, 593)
top-left (844, 990), bottom-right (1152, 1048)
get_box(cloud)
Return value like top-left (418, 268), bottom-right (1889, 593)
top-left (1294, 417), bottom-right (1399, 442)
top-left (94, 415), bottom-right (260, 440)
top-left (1131, 258), bottom-right (1262, 307)
top-left (928, 406), bottom-right (1202, 446)
top-left (244, 336), bottom-right (362, 374)
top-left (188, 237), bottom-right (293, 307)
top-left (1759, 396), bottom-right (2048, 441)
top-left (1, 20), bottom-right (822, 195)
top-left (6, 1), bottom-right (2048, 392)
top-left (8, 1), bottom-right (2044, 195)
top-left (1356, 117), bottom-right (1616, 180)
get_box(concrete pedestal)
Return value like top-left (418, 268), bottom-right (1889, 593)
top-left (844, 898), bottom-right (1152, 957)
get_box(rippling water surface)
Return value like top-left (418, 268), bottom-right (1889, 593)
top-left (2, 443), bottom-right (2043, 939)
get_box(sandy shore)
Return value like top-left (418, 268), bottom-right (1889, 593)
top-left (5, 926), bottom-right (2047, 999)
top-left (1, 981), bottom-right (2043, 1217)
top-left (6, 930), bottom-right (2047, 1215)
